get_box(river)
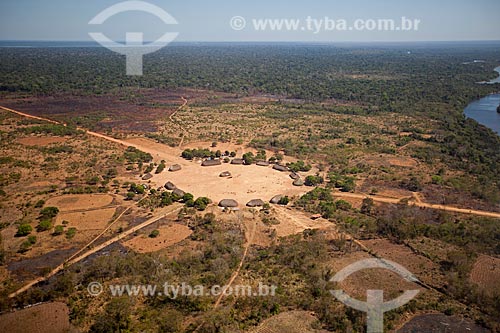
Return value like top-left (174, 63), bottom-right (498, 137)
top-left (463, 67), bottom-right (500, 135)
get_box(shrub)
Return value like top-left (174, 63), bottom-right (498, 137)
top-left (16, 224), bottom-right (32, 237)
top-left (34, 200), bottom-right (45, 208)
top-left (278, 196), bottom-right (290, 205)
top-left (194, 197), bottom-right (210, 211)
top-left (305, 175), bottom-right (324, 186)
top-left (66, 228), bottom-right (77, 239)
top-left (37, 219), bottom-right (52, 232)
top-left (40, 206), bottom-right (59, 219)
top-left (53, 225), bottom-right (64, 236)
top-left (149, 230), bottom-right (160, 238)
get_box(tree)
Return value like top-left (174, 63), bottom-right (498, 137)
top-left (278, 196), bottom-right (290, 205)
top-left (305, 175), bottom-right (324, 186)
top-left (126, 192), bottom-right (136, 200)
top-left (39, 206), bottom-right (59, 219)
top-left (242, 152), bottom-right (255, 165)
top-left (361, 198), bottom-right (374, 214)
top-left (37, 219), bottom-right (52, 232)
top-left (53, 225), bottom-right (65, 236)
top-left (16, 224), bottom-right (32, 237)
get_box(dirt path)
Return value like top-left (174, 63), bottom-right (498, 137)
top-left (333, 191), bottom-right (500, 219)
top-left (8, 204), bottom-right (182, 299)
top-left (213, 212), bottom-right (256, 309)
top-left (167, 96), bottom-right (188, 147)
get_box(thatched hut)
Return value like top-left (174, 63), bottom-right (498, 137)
top-left (256, 161), bottom-right (270, 167)
top-left (219, 199), bottom-right (238, 208)
top-left (231, 158), bottom-right (244, 165)
top-left (164, 181), bottom-right (176, 190)
top-left (142, 173), bottom-right (153, 180)
top-left (172, 188), bottom-right (186, 197)
top-left (273, 164), bottom-right (288, 172)
top-left (169, 164), bottom-right (182, 172)
top-left (219, 171), bottom-right (232, 177)
top-left (293, 179), bottom-right (304, 186)
top-left (270, 195), bottom-right (283, 204)
top-left (289, 172), bottom-right (300, 180)
top-left (247, 199), bottom-right (265, 207)
top-left (202, 159), bottom-right (221, 166)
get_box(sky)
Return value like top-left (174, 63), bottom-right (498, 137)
top-left (0, 0), bottom-right (500, 42)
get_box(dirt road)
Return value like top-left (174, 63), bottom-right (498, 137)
top-left (332, 191), bottom-right (500, 219)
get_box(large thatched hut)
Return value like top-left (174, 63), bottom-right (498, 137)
top-left (142, 173), bottom-right (153, 180)
top-left (169, 164), bottom-right (182, 172)
top-left (172, 188), bottom-right (186, 197)
top-left (256, 161), bottom-right (270, 167)
top-left (270, 195), bottom-right (283, 204)
top-left (247, 199), bottom-right (265, 207)
top-left (219, 199), bottom-right (238, 208)
top-left (202, 159), bottom-right (222, 166)
top-left (293, 179), bottom-right (304, 186)
top-left (219, 171), bottom-right (232, 177)
top-left (273, 164), bottom-right (288, 172)
top-left (164, 181), bottom-right (176, 190)
top-left (231, 158), bottom-right (244, 165)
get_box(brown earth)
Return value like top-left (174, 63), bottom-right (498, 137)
top-left (17, 136), bottom-right (68, 146)
top-left (123, 223), bottom-right (193, 253)
top-left (470, 255), bottom-right (500, 292)
top-left (55, 207), bottom-right (117, 230)
top-left (0, 302), bottom-right (71, 333)
top-left (248, 310), bottom-right (327, 333)
top-left (45, 194), bottom-right (115, 212)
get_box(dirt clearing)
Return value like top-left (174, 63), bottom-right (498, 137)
top-left (17, 136), bottom-right (68, 146)
top-left (470, 255), bottom-right (500, 291)
top-left (45, 194), bottom-right (115, 212)
top-left (123, 223), bottom-right (192, 253)
top-left (0, 302), bottom-right (70, 333)
top-left (55, 207), bottom-right (116, 230)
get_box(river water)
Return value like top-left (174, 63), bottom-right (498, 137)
top-left (463, 67), bottom-right (500, 135)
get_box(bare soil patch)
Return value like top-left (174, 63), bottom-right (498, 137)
top-left (17, 136), bottom-right (68, 146)
top-left (55, 207), bottom-right (116, 230)
top-left (397, 313), bottom-right (489, 333)
top-left (470, 255), bottom-right (500, 291)
top-left (271, 206), bottom-right (334, 237)
top-left (248, 310), bottom-right (326, 333)
top-left (362, 238), bottom-right (445, 289)
top-left (123, 223), bottom-right (192, 253)
top-left (0, 302), bottom-right (70, 333)
top-left (45, 194), bottom-right (115, 212)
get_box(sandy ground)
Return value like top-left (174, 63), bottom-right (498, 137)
top-left (125, 137), bottom-right (310, 205)
top-left (123, 223), bottom-right (192, 253)
top-left (45, 194), bottom-right (115, 212)
top-left (362, 238), bottom-right (445, 288)
top-left (55, 207), bottom-right (116, 230)
top-left (0, 302), bottom-right (70, 333)
top-left (470, 255), bottom-right (500, 291)
top-left (248, 310), bottom-right (326, 333)
top-left (271, 206), bottom-right (334, 237)
top-left (17, 136), bottom-right (68, 146)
